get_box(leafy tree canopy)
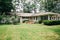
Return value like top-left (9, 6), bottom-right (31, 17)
top-left (0, 0), bottom-right (14, 15)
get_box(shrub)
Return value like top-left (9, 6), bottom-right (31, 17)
top-left (0, 16), bottom-right (3, 20)
top-left (23, 20), bottom-right (29, 23)
top-left (38, 20), bottom-right (43, 24)
top-left (34, 21), bottom-right (39, 24)
top-left (12, 19), bottom-right (19, 25)
top-left (5, 20), bottom-right (12, 24)
top-left (0, 15), bottom-right (20, 25)
top-left (43, 20), bottom-right (60, 25)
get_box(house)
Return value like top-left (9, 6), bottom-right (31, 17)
top-left (16, 12), bottom-right (60, 23)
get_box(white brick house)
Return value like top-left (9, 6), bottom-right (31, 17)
top-left (16, 12), bottom-right (60, 23)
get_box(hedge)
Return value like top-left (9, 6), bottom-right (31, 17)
top-left (38, 20), bottom-right (43, 24)
top-left (43, 20), bottom-right (60, 25)
top-left (23, 20), bottom-right (29, 23)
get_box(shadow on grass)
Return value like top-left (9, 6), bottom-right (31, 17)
top-left (50, 28), bottom-right (60, 40)
top-left (0, 23), bottom-right (20, 25)
top-left (6, 37), bottom-right (12, 40)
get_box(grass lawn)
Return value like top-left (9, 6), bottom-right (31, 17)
top-left (0, 24), bottom-right (60, 40)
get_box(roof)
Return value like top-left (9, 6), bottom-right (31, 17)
top-left (17, 13), bottom-right (33, 17)
top-left (16, 12), bottom-right (60, 17)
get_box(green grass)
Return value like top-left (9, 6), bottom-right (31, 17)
top-left (0, 24), bottom-right (60, 40)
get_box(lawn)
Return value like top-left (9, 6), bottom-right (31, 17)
top-left (0, 24), bottom-right (60, 40)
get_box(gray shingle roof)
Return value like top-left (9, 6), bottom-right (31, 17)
top-left (16, 12), bottom-right (60, 17)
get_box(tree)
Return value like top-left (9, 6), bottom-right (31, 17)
top-left (44, 0), bottom-right (58, 12)
top-left (0, 0), bottom-right (14, 15)
top-left (52, 2), bottom-right (60, 13)
top-left (14, 0), bottom-right (43, 13)
top-left (23, 2), bottom-right (32, 13)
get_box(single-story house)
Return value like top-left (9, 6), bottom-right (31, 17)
top-left (16, 12), bottom-right (60, 23)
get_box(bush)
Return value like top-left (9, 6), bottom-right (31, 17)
top-left (43, 20), bottom-right (60, 25)
top-left (5, 20), bottom-right (12, 24)
top-left (34, 21), bottom-right (39, 24)
top-left (23, 20), bottom-right (29, 23)
top-left (38, 20), bottom-right (43, 24)
top-left (12, 19), bottom-right (19, 25)
top-left (0, 15), bottom-right (20, 25)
